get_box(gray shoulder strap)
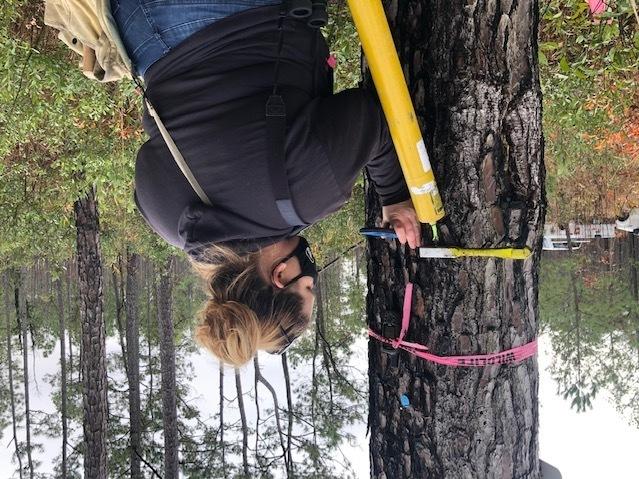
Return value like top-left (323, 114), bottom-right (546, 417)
top-left (145, 99), bottom-right (213, 207)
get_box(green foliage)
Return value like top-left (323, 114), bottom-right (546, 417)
top-left (0, 2), bottom-right (166, 267)
top-left (540, 236), bottom-right (639, 422)
top-left (540, 1), bottom-right (639, 79)
top-left (540, 0), bottom-right (639, 221)
top-left (304, 184), bottom-right (365, 265)
top-left (324, 0), bottom-right (362, 92)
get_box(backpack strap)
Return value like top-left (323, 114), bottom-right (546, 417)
top-left (264, 6), bottom-right (307, 227)
top-left (145, 98), bottom-right (213, 207)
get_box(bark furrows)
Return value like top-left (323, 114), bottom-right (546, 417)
top-left (367, 1), bottom-right (544, 478)
top-left (75, 187), bottom-right (108, 479)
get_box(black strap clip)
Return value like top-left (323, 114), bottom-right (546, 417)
top-left (266, 94), bottom-right (286, 117)
top-left (381, 313), bottom-right (401, 357)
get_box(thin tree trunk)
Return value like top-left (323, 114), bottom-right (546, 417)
top-left (16, 269), bottom-right (34, 479)
top-left (126, 252), bottom-right (142, 479)
top-left (310, 291), bottom-right (320, 467)
top-left (281, 353), bottom-right (294, 477)
top-left (56, 277), bottom-right (68, 479)
top-left (157, 257), bottom-right (179, 479)
top-left (148, 263), bottom-right (155, 421)
top-left (235, 368), bottom-right (250, 478)
top-left (315, 281), bottom-right (334, 413)
top-left (219, 362), bottom-right (226, 477)
top-left (4, 272), bottom-right (23, 479)
top-left (112, 259), bottom-right (129, 377)
top-left (66, 264), bottom-right (74, 382)
top-left (253, 357), bottom-right (261, 469)
top-left (75, 187), bottom-right (108, 479)
top-left (630, 234), bottom-right (639, 366)
top-left (254, 356), bottom-right (289, 477)
top-left (366, 1), bottom-right (544, 478)
top-left (566, 230), bottom-right (583, 392)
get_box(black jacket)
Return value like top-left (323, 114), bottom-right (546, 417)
top-left (134, 4), bottom-right (409, 257)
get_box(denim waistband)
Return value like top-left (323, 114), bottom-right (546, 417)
top-left (111, 0), bottom-right (282, 77)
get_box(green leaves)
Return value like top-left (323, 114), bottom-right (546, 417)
top-left (0, 5), bottom-right (147, 266)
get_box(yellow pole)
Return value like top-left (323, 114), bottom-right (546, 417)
top-left (419, 247), bottom-right (532, 260)
top-left (346, 0), bottom-right (445, 225)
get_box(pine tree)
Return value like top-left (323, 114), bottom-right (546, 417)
top-left (365, 1), bottom-right (545, 477)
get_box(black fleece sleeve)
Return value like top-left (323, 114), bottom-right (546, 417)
top-left (310, 88), bottom-right (410, 206)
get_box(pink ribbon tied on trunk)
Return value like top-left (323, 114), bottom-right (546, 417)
top-left (368, 282), bottom-right (538, 367)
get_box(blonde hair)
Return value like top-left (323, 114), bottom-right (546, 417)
top-left (191, 244), bottom-right (310, 367)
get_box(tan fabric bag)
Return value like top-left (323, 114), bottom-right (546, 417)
top-left (44, 0), bottom-right (214, 206)
top-left (44, 0), bottom-right (132, 82)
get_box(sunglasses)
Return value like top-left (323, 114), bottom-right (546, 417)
top-left (272, 324), bottom-right (301, 355)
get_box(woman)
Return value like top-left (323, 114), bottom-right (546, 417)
top-left (113, 0), bottom-right (421, 366)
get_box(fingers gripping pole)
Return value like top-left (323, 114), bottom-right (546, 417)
top-left (347, 0), bottom-right (445, 225)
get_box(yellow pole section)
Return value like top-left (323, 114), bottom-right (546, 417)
top-left (347, 0), bottom-right (445, 224)
top-left (419, 247), bottom-right (532, 259)
top-left (452, 247), bottom-right (532, 259)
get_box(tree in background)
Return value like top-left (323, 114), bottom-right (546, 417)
top-left (365, 1), bottom-right (544, 477)
top-left (125, 252), bottom-right (142, 479)
top-left (75, 187), bottom-right (108, 479)
top-left (540, 0), bottom-right (639, 221)
top-left (540, 235), bottom-right (639, 423)
top-left (157, 257), bottom-right (179, 479)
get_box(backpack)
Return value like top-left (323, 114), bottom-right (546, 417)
top-left (44, 0), bottom-right (132, 82)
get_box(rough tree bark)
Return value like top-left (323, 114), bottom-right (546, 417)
top-left (55, 277), bottom-right (68, 479)
top-left (366, 1), bottom-right (545, 478)
top-left (157, 257), bottom-right (179, 479)
top-left (75, 187), bottom-right (108, 479)
top-left (126, 251), bottom-right (142, 479)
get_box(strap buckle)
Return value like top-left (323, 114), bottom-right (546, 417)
top-left (381, 313), bottom-right (401, 356)
top-left (266, 94), bottom-right (286, 117)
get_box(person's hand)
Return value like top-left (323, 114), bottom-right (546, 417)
top-left (381, 199), bottom-right (422, 249)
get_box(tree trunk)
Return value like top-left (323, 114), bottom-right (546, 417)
top-left (219, 362), bottom-right (226, 477)
top-left (126, 252), bottom-right (142, 479)
top-left (235, 367), bottom-right (250, 478)
top-left (254, 356), bottom-right (289, 477)
top-left (147, 263), bottom-right (155, 422)
top-left (75, 187), bottom-right (108, 479)
top-left (66, 263), bottom-right (74, 382)
top-left (112, 258), bottom-right (129, 378)
top-left (4, 272), bottom-right (23, 479)
top-left (282, 353), bottom-right (294, 476)
top-left (56, 277), bottom-right (68, 479)
top-left (366, 1), bottom-right (544, 478)
top-left (16, 269), bottom-right (34, 479)
top-left (157, 257), bottom-right (179, 479)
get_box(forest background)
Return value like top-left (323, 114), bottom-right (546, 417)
top-left (0, 0), bottom-right (638, 478)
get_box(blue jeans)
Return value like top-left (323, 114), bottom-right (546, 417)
top-left (111, 0), bottom-right (282, 77)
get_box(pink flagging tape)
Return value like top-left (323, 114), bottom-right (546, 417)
top-left (368, 282), bottom-right (538, 367)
